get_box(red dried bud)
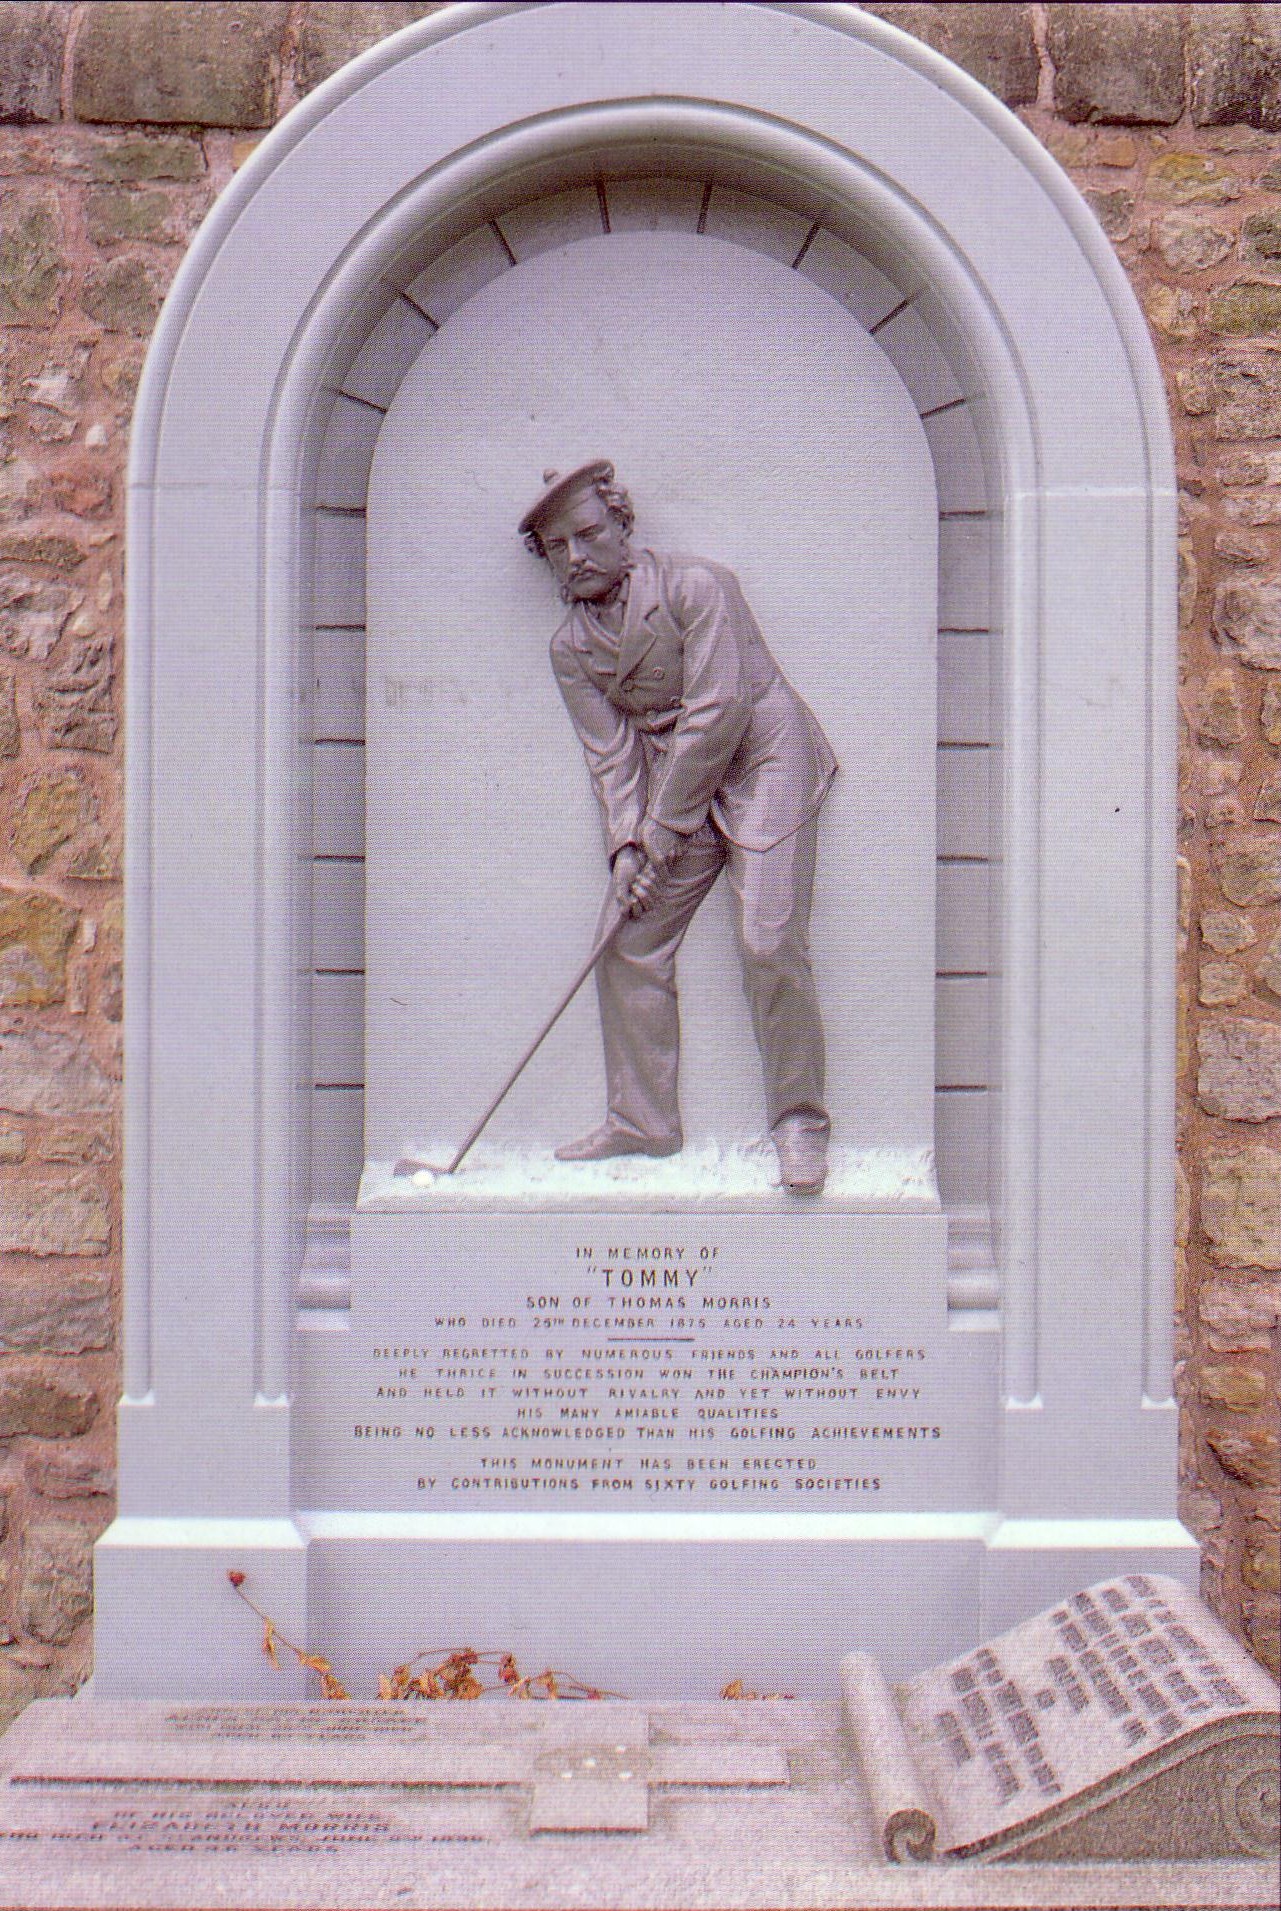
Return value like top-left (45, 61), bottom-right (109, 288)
top-left (227, 1570), bottom-right (246, 1587)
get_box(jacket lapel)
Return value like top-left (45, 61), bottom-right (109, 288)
top-left (614, 552), bottom-right (663, 685)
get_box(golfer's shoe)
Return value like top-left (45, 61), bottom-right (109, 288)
top-left (773, 1114), bottom-right (829, 1194)
top-left (554, 1123), bottom-right (682, 1163)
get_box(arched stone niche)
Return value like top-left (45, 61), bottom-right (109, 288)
top-left (99, 2), bottom-right (1192, 1698)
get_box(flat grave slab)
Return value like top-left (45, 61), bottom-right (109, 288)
top-left (0, 1699), bottom-right (1273, 1910)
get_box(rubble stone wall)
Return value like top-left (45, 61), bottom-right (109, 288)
top-left (0, 2), bottom-right (1276, 1719)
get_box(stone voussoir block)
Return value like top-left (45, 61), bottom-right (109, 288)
top-left (1191, 2), bottom-right (1281, 132)
top-left (73, 2), bottom-right (289, 129)
top-left (1047, 3), bottom-right (1184, 125)
top-left (858, 5), bottom-right (1038, 108)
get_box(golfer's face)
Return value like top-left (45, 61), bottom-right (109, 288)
top-left (540, 492), bottom-right (630, 600)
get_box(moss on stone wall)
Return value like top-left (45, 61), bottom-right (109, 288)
top-left (0, 2), bottom-right (1275, 1715)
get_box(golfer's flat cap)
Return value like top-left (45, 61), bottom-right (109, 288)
top-left (518, 459), bottom-right (614, 537)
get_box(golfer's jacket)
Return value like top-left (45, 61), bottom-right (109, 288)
top-left (550, 548), bottom-right (837, 857)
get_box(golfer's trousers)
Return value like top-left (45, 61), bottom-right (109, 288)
top-left (592, 815), bottom-right (827, 1146)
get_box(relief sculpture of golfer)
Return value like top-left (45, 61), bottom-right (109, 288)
top-left (519, 460), bottom-right (838, 1194)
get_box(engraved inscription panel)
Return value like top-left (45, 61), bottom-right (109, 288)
top-left (296, 1213), bottom-right (996, 1513)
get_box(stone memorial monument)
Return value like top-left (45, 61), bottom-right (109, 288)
top-left (95, 0), bottom-right (1200, 1719)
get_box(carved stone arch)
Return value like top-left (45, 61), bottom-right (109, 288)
top-left (105, 3), bottom-right (1186, 1697)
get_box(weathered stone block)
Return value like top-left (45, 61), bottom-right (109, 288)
top-left (1176, 361), bottom-right (1215, 414)
top-left (1206, 1425), bottom-right (1281, 1493)
top-left (1084, 187), bottom-right (1133, 239)
top-left (0, 1172), bottom-right (110, 1257)
top-left (1214, 525), bottom-right (1269, 564)
top-left (0, 665), bottom-right (16, 755)
top-left (1191, 3), bottom-right (1281, 131)
top-left (0, 1117), bottom-right (24, 1162)
top-left (1263, 680), bottom-right (1281, 745)
top-left (12, 773), bottom-right (86, 873)
top-left (1242, 209), bottom-right (1281, 267)
top-left (1213, 832), bottom-right (1281, 906)
top-left (18, 1520), bottom-right (92, 1645)
top-left (1208, 909), bottom-right (1261, 955)
top-left (1199, 1361), bottom-right (1268, 1412)
top-left (0, 188), bottom-right (64, 326)
top-left (0, 1025), bottom-right (114, 1118)
top-left (35, 633), bottom-right (116, 752)
top-left (1153, 210), bottom-right (1235, 272)
top-left (1255, 770), bottom-right (1281, 823)
top-left (1224, 488), bottom-right (1281, 527)
top-left (64, 835), bottom-right (119, 882)
top-left (1148, 152), bottom-right (1242, 205)
top-left (84, 186), bottom-right (185, 247)
top-left (73, 2), bottom-right (288, 128)
top-left (1199, 1276), bottom-right (1281, 1352)
top-left (0, 1271), bottom-right (112, 1352)
top-left (98, 960), bottom-right (123, 1023)
top-left (1213, 577), bottom-right (1281, 667)
top-left (297, 1), bottom-right (447, 95)
top-left (1199, 956), bottom-right (1245, 1006)
top-left (80, 254), bottom-right (166, 334)
top-left (1198, 1017), bottom-right (1281, 1120)
top-left (1246, 1522), bottom-right (1281, 1595)
top-left (0, 456), bottom-right (43, 528)
top-left (88, 135), bottom-right (205, 183)
top-left (35, 1121), bottom-right (112, 1164)
top-left (0, 888), bottom-right (78, 1008)
top-left (861, 5), bottom-right (1038, 107)
top-left (0, 3), bottom-right (65, 126)
top-left (1260, 928), bottom-right (1281, 1000)
top-left (1048, 4), bottom-right (1184, 124)
top-left (1209, 281), bottom-right (1281, 336)
top-left (1194, 668), bottom-right (1246, 744)
top-left (0, 532), bottom-right (85, 572)
top-left (0, 1364), bottom-right (98, 1439)
top-left (1202, 1144), bottom-right (1281, 1267)
top-left (25, 1450), bottom-right (114, 1500)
